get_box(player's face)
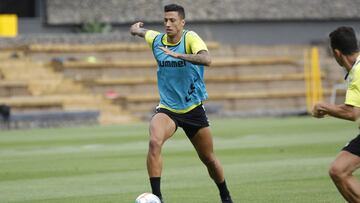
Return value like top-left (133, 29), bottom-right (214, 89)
top-left (332, 49), bottom-right (345, 67)
top-left (164, 11), bottom-right (185, 37)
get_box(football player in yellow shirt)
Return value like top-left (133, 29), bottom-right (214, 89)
top-left (313, 26), bottom-right (360, 203)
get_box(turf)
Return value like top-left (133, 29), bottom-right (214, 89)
top-left (0, 116), bottom-right (357, 203)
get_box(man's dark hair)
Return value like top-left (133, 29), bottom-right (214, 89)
top-left (164, 4), bottom-right (185, 19)
top-left (329, 26), bottom-right (359, 55)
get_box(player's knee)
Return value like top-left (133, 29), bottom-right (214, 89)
top-left (148, 136), bottom-right (163, 153)
top-left (329, 163), bottom-right (347, 181)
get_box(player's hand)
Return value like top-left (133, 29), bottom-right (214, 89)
top-left (312, 103), bottom-right (327, 118)
top-left (159, 46), bottom-right (180, 58)
top-left (130, 22), bottom-right (144, 36)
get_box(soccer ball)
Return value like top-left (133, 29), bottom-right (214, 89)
top-left (135, 193), bottom-right (161, 203)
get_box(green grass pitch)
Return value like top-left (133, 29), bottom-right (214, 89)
top-left (0, 116), bottom-right (357, 203)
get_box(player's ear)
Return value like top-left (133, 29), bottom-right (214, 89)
top-left (333, 49), bottom-right (342, 57)
top-left (181, 19), bottom-right (185, 26)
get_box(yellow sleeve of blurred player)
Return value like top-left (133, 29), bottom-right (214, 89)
top-left (345, 64), bottom-right (360, 107)
top-left (185, 31), bottom-right (208, 54)
top-left (145, 30), bottom-right (160, 48)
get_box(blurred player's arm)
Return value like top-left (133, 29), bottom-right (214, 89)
top-left (130, 22), bottom-right (148, 38)
top-left (313, 102), bottom-right (360, 121)
top-left (159, 31), bottom-right (211, 66)
top-left (159, 47), bottom-right (211, 66)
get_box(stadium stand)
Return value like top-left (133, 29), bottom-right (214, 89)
top-left (0, 52), bottom-right (138, 128)
top-left (0, 0), bottom-right (349, 128)
top-left (0, 36), bottom-right (342, 127)
top-left (18, 43), bottom-right (336, 118)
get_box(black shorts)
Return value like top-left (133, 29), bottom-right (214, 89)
top-left (154, 104), bottom-right (210, 139)
top-left (342, 134), bottom-right (360, 156)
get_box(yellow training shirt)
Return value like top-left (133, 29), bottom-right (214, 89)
top-left (345, 55), bottom-right (360, 107)
top-left (145, 30), bottom-right (208, 54)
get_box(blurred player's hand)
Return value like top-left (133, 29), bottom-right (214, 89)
top-left (312, 103), bottom-right (327, 118)
top-left (159, 46), bottom-right (180, 58)
top-left (130, 22), bottom-right (144, 36)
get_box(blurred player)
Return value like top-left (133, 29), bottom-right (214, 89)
top-left (130, 3), bottom-right (233, 203)
top-left (313, 26), bottom-right (360, 202)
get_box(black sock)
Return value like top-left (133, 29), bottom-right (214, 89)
top-left (216, 180), bottom-right (231, 199)
top-left (150, 177), bottom-right (162, 200)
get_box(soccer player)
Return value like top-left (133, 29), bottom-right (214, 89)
top-left (313, 26), bottom-right (360, 203)
top-left (130, 4), bottom-right (233, 203)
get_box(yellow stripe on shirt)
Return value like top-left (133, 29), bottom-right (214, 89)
top-left (145, 30), bottom-right (208, 54)
top-left (158, 103), bottom-right (202, 114)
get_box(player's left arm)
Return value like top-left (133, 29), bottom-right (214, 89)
top-left (313, 102), bottom-right (360, 121)
top-left (159, 31), bottom-right (211, 66)
top-left (159, 47), bottom-right (211, 66)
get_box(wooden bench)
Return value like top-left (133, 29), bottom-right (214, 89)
top-left (94, 73), bottom-right (306, 86)
top-left (0, 50), bottom-right (23, 59)
top-left (113, 89), bottom-right (331, 105)
top-left (0, 96), bottom-right (63, 111)
top-left (0, 80), bottom-right (28, 87)
top-left (211, 57), bottom-right (297, 67)
top-left (95, 77), bottom-right (157, 85)
top-left (26, 41), bottom-right (220, 53)
top-left (0, 81), bottom-right (30, 97)
top-left (110, 89), bottom-right (331, 114)
top-left (56, 56), bottom-right (298, 70)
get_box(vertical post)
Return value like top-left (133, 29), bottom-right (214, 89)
top-left (313, 47), bottom-right (323, 101)
top-left (310, 47), bottom-right (318, 106)
top-left (311, 47), bottom-right (323, 102)
top-left (304, 46), bottom-right (323, 114)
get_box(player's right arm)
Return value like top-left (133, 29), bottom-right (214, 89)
top-left (130, 22), bottom-right (160, 48)
top-left (130, 22), bottom-right (148, 38)
top-left (313, 102), bottom-right (360, 121)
